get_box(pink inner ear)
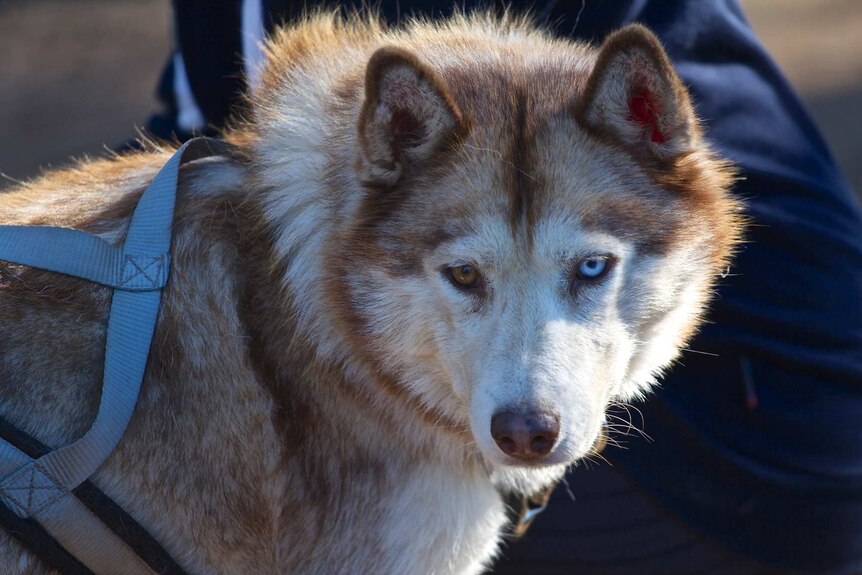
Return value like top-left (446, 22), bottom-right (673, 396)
top-left (628, 89), bottom-right (666, 144)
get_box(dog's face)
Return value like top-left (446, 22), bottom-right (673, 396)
top-left (306, 24), bottom-right (741, 471)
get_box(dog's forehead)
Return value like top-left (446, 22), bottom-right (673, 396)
top-left (364, 56), bottom-right (697, 264)
top-left (422, 112), bottom-right (680, 256)
top-left (434, 41), bottom-right (594, 121)
top-left (433, 46), bottom-right (696, 247)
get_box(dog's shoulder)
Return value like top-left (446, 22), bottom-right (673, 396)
top-left (0, 148), bottom-right (289, 572)
top-left (0, 148), bottom-right (249, 447)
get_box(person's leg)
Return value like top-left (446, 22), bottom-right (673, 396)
top-left (493, 462), bottom-right (775, 575)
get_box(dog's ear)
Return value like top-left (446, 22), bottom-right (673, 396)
top-left (358, 47), bottom-right (464, 187)
top-left (576, 25), bottom-right (699, 158)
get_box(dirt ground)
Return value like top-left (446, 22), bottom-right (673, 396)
top-left (0, 0), bottom-right (859, 196)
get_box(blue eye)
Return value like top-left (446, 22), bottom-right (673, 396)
top-left (577, 256), bottom-right (609, 280)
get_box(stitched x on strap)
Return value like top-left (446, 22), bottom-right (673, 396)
top-left (0, 228), bottom-right (168, 291)
top-left (0, 138), bottom-right (230, 574)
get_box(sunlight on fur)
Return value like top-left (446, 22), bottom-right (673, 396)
top-left (0, 11), bottom-right (742, 574)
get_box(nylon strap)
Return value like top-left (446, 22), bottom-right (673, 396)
top-left (0, 417), bottom-right (189, 575)
top-left (0, 138), bottom-right (229, 574)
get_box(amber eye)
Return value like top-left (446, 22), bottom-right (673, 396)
top-left (447, 264), bottom-right (481, 289)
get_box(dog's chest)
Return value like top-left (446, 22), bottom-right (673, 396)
top-left (375, 464), bottom-right (508, 575)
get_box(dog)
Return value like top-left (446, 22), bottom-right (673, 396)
top-left (0, 12), bottom-right (742, 574)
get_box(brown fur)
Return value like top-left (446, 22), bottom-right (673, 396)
top-left (0, 12), bottom-right (742, 574)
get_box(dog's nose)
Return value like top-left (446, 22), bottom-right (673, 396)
top-left (491, 411), bottom-right (560, 461)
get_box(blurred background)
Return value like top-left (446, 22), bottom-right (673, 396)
top-left (0, 0), bottom-right (859, 196)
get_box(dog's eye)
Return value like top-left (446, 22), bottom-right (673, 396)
top-left (447, 264), bottom-right (481, 289)
top-left (576, 256), bottom-right (611, 280)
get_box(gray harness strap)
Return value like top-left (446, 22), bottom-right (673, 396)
top-left (0, 138), bottom-right (229, 574)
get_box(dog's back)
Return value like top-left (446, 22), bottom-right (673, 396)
top-left (0, 151), bottom-right (294, 573)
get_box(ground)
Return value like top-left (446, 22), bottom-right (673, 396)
top-left (0, 0), bottom-right (859, 197)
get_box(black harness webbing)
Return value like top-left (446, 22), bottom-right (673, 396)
top-left (0, 417), bottom-right (188, 575)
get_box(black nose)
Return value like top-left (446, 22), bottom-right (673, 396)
top-left (491, 411), bottom-right (560, 461)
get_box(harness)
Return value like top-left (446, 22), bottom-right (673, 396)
top-left (0, 136), bottom-right (557, 572)
top-left (0, 138), bottom-right (229, 574)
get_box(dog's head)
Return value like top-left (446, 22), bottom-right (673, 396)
top-left (254, 19), bottom-right (741, 475)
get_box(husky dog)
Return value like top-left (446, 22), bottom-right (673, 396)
top-left (0, 13), bottom-right (741, 575)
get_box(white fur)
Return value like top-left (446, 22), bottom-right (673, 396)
top-left (380, 465), bottom-right (508, 575)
